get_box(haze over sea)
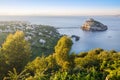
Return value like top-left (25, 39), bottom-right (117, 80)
top-left (0, 16), bottom-right (120, 53)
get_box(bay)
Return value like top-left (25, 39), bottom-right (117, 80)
top-left (0, 16), bottom-right (120, 53)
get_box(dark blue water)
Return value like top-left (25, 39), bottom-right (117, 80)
top-left (0, 16), bottom-right (120, 53)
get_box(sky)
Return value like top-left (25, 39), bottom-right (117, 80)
top-left (0, 0), bottom-right (120, 16)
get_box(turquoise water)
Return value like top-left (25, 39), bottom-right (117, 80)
top-left (0, 16), bottom-right (120, 53)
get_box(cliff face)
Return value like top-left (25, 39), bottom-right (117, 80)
top-left (81, 18), bottom-right (108, 31)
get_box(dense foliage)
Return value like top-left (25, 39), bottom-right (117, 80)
top-left (0, 31), bottom-right (120, 80)
top-left (54, 36), bottom-right (73, 71)
top-left (0, 31), bottom-right (31, 79)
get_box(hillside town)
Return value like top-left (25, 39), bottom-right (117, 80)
top-left (0, 21), bottom-right (60, 56)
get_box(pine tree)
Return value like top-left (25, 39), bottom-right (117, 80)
top-left (54, 36), bottom-right (72, 71)
top-left (1, 31), bottom-right (31, 72)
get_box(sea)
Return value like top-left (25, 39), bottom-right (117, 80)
top-left (0, 16), bottom-right (120, 53)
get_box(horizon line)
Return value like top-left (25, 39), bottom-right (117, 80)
top-left (0, 14), bottom-right (117, 16)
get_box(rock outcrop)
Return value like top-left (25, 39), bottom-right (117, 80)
top-left (71, 35), bottom-right (80, 41)
top-left (81, 18), bottom-right (108, 31)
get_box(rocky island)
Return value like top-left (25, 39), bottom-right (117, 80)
top-left (81, 18), bottom-right (108, 31)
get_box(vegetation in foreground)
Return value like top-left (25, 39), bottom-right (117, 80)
top-left (0, 31), bottom-right (120, 80)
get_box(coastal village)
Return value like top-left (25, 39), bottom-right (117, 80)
top-left (0, 21), bottom-right (60, 56)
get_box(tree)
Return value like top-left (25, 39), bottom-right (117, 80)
top-left (45, 54), bottom-right (59, 72)
top-left (1, 31), bottom-right (31, 72)
top-left (25, 56), bottom-right (48, 80)
top-left (3, 68), bottom-right (29, 80)
top-left (54, 36), bottom-right (72, 71)
top-left (0, 49), bottom-right (7, 79)
top-left (50, 71), bottom-right (68, 80)
top-left (106, 68), bottom-right (120, 80)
